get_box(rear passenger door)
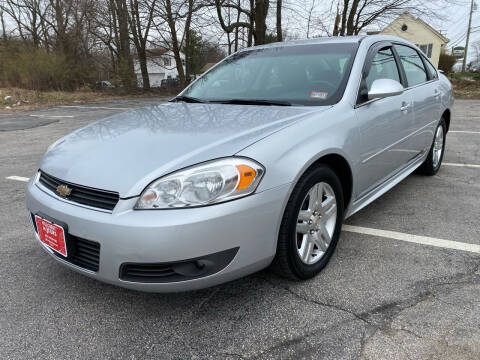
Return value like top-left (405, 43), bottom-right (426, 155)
top-left (394, 44), bottom-right (441, 154)
top-left (354, 44), bottom-right (415, 198)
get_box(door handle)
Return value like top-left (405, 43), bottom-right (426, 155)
top-left (434, 89), bottom-right (441, 99)
top-left (400, 102), bottom-right (411, 112)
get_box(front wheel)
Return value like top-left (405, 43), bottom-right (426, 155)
top-left (417, 118), bottom-right (446, 176)
top-left (272, 165), bottom-right (344, 280)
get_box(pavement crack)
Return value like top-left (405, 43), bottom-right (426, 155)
top-left (196, 288), bottom-right (221, 313)
top-left (220, 352), bottom-right (247, 359)
top-left (394, 327), bottom-right (423, 339)
top-left (260, 276), bottom-right (372, 326)
top-left (286, 286), bottom-right (372, 325)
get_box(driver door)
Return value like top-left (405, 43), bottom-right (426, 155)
top-left (354, 45), bottom-right (415, 199)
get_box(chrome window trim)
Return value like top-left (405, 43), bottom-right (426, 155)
top-left (353, 41), bottom-right (439, 109)
top-left (354, 77), bottom-right (439, 110)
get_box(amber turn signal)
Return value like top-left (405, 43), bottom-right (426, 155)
top-left (236, 165), bottom-right (257, 190)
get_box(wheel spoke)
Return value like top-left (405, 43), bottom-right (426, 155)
top-left (319, 226), bottom-right (331, 247)
top-left (320, 196), bottom-right (336, 220)
top-left (302, 239), bottom-right (315, 262)
top-left (298, 210), bottom-right (312, 222)
top-left (311, 231), bottom-right (327, 252)
top-left (296, 222), bottom-right (309, 234)
top-left (308, 183), bottom-right (322, 210)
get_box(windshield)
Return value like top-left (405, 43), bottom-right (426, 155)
top-left (182, 43), bottom-right (358, 106)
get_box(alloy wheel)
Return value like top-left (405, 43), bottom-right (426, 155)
top-left (432, 125), bottom-right (444, 168)
top-left (296, 182), bottom-right (337, 265)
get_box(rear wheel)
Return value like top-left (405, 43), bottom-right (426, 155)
top-left (272, 165), bottom-right (344, 280)
top-left (417, 118), bottom-right (446, 176)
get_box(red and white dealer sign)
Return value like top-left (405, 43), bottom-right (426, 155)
top-left (34, 215), bottom-right (67, 257)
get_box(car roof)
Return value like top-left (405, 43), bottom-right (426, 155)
top-left (239, 35), bottom-right (412, 52)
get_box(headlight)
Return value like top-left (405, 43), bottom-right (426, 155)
top-left (135, 157), bottom-right (265, 209)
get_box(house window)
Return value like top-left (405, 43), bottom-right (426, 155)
top-left (163, 57), bottom-right (171, 66)
top-left (417, 44), bottom-right (433, 58)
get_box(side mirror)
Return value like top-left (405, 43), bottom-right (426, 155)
top-left (368, 79), bottom-right (404, 100)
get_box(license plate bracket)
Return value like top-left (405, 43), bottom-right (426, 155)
top-left (34, 214), bottom-right (70, 257)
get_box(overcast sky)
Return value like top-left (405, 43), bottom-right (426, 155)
top-left (1, 0), bottom-right (479, 63)
top-left (430, 0), bottom-right (479, 61)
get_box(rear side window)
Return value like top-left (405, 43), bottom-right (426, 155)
top-left (395, 45), bottom-right (428, 87)
top-left (424, 59), bottom-right (438, 80)
top-left (365, 47), bottom-right (401, 91)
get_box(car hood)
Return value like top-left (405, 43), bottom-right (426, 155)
top-left (40, 102), bottom-right (326, 197)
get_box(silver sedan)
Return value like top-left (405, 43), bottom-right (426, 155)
top-left (26, 35), bottom-right (453, 292)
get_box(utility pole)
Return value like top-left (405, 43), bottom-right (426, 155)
top-left (463, 0), bottom-right (475, 72)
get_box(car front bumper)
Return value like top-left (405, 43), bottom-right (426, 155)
top-left (26, 179), bottom-right (291, 292)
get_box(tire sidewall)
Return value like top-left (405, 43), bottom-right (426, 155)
top-left (283, 166), bottom-right (344, 279)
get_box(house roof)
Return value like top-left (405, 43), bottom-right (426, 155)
top-left (133, 48), bottom-right (185, 59)
top-left (383, 12), bottom-right (449, 44)
top-left (146, 48), bottom-right (169, 57)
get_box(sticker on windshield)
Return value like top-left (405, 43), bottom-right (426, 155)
top-left (310, 91), bottom-right (328, 100)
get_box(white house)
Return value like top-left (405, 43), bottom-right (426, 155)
top-left (134, 49), bottom-right (186, 88)
top-left (377, 12), bottom-right (449, 67)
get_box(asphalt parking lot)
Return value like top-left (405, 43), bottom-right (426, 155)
top-left (0, 98), bottom-right (479, 360)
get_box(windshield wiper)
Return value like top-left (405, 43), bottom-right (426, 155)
top-left (211, 99), bottom-right (292, 106)
top-left (170, 95), bottom-right (207, 103)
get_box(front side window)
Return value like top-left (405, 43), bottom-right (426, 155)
top-left (365, 47), bottom-right (401, 91)
top-left (183, 43), bottom-right (358, 106)
top-left (395, 45), bottom-right (428, 87)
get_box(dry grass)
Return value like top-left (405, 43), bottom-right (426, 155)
top-left (0, 87), bottom-right (171, 112)
top-left (451, 79), bottom-right (480, 100)
top-left (3, 80), bottom-right (476, 111)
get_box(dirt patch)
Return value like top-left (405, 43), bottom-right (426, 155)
top-left (452, 79), bottom-right (480, 100)
top-left (0, 87), bottom-right (179, 112)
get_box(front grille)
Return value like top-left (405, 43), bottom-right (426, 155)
top-left (38, 171), bottom-right (119, 211)
top-left (53, 236), bottom-right (100, 272)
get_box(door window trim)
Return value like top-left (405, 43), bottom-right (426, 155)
top-left (393, 42), bottom-right (438, 88)
top-left (419, 53), bottom-right (438, 81)
top-left (355, 41), bottom-right (405, 107)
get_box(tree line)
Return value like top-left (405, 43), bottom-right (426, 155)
top-left (0, 0), bottom-right (441, 91)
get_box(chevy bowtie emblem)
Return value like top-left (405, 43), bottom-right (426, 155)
top-left (56, 184), bottom-right (72, 197)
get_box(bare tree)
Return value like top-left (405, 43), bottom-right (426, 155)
top-left (109, 0), bottom-right (136, 86)
top-left (276, 0), bottom-right (282, 41)
top-left (334, 0), bottom-right (436, 36)
top-left (154, 0), bottom-right (205, 86)
top-left (214, 0), bottom-right (270, 46)
top-left (0, 0), bottom-right (8, 41)
top-left (0, 0), bottom-right (52, 46)
top-left (128, 0), bottom-right (156, 89)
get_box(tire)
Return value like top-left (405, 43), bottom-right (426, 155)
top-left (272, 165), bottom-right (344, 280)
top-left (417, 118), bottom-right (447, 176)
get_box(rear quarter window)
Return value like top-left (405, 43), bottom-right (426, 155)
top-left (424, 59), bottom-right (438, 80)
top-left (395, 45), bottom-right (428, 87)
